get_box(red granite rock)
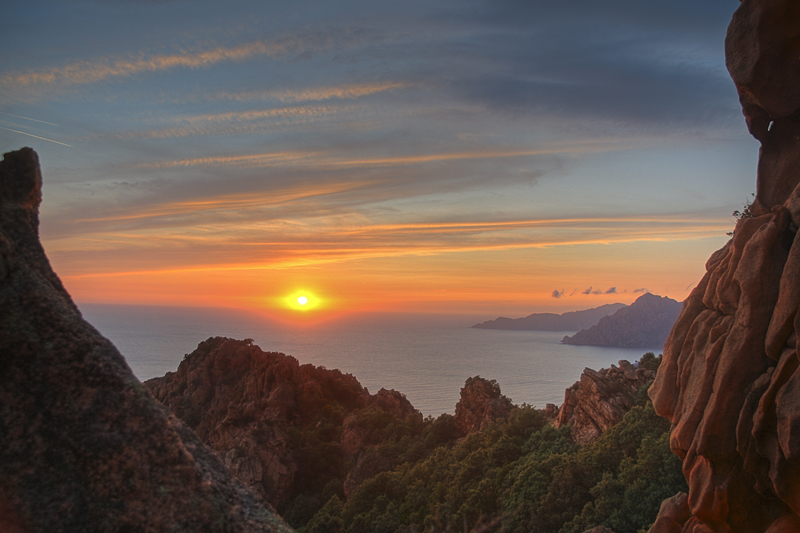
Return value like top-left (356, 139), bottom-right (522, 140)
top-left (453, 376), bottom-right (514, 435)
top-left (648, 2), bottom-right (800, 530)
top-left (0, 148), bottom-right (293, 533)
top-left (555, 360), bottom-right (654, 445)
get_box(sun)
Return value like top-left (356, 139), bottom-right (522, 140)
top-left (283, 290), bottom-right (321, 311)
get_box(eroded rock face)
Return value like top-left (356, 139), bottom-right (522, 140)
top-left (725, 0), bottom-right (800, 212)
top-left (453, 376), bottom-right (514, 435)
top-left (555, 360), bottom-right (654, 445)
top-left (0, 148), bottom-right (292, 533)
top-left (146, 337), bottom-right (421, 508)
top-left (648, 2), bottom-right (800, 531)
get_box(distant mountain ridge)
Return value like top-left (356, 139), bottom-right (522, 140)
top-left (471, 302), bottom-right (627, 331)
top-left (561, 293), bottom-right (682, 348)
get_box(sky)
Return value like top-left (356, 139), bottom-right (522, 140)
top-left (0, 0), bottom-right (758, 319)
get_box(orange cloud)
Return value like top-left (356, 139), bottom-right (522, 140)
top-left (2, 40), bottom-right (289, 88)
top-left (135, 138), bottom-right (635, 171)
top-left (215, 82), bottom-right (411, 103)
top-left (75, 180), bottom-right (372, 223)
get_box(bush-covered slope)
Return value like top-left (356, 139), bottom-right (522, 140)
top-left (147, 338), bottom-right (684, 533)
top-left (302, 384), bottom-right (685, 533)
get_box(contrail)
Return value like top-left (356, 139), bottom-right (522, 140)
top-left (1, 127), bottom-right (72, 147)
top-left (0, 112), bottom-right (59, 126)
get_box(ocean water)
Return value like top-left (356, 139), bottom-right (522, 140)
top-left (80, 304), bottom-right (662, 417)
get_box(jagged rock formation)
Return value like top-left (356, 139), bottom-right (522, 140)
top-left (0, 148), bottom-right (292, 533)
top-left (555, 360), bottom-right (655, 445)
top-left (472, 303), bottom-right (626, 331)
top-left (145, 337), bottom-right (420, 508)
top-left (562, 293), bottom-right (682, 348)
top-left (648, 1), bottom-right (800, 531)
top-left (453, 376), bottom-right (514, 435)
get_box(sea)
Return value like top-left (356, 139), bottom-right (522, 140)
top-left (80, 304), bottom-right (663, 417)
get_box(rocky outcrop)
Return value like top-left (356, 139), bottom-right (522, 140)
top-left (146, 337), bottom-right (421, 508)
top-left (562, 293), bottom-right (682, 348)
top-left (0, 148), bottom-right (292, 533)
top-left (648, 2), bottom-right (800, 532)
top-left (472, 303), bottom-right (626, 331)
top-left (453, 376), bottom-right (514, 435)
top-left (555, 360), bottom-right (655, 445)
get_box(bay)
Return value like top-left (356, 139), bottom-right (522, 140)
top-left (80, 304), bottom-right (662, 417)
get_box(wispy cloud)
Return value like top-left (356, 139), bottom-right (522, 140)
top-left (1, 127), bottom-right (72, 147)
top-left (215, 82), bottom-right (411, 103)
top-left (75, 180), bottom-right (371, 223)
top-left (1, 112), bottom-right (60, 126)
top-left (136, 138), bottom-right (635, 170)
top-left (2, 40), bottom-right (290, 88)
top-left (107, 105), bottom-right (347, 139)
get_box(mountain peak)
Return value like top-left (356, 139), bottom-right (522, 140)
top-left (561, 294), bottom-right (682, 348)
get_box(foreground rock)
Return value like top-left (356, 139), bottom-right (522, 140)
top-left (648, 1), bottom-right (800, 531)
top-left (0, 148), bottom-right (292, 533)
top-left (145, 337), bottom-right (421, 508)
top-left (555, 359), bottom-right (655, 445)
top-left (562, 293), bottom-right (682, 349)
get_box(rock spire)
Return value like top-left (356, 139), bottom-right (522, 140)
top-left (0, 148), bottom-right (293, 533)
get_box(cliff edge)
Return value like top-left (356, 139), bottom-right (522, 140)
top-left (0, 148), bottom-right (292, 533)
top-left (648, 1), bottom-right (800, 532)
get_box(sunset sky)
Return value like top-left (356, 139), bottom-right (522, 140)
top-left (1, 0), bottom-right (757, 318)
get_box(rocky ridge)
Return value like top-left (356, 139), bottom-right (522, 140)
top-left (555, 358), bottom-right (656, 445)
top-left (648, 1), bottom-right (800, 531)
top-left (0, 148), bottom-right (292, 533)
top-left (145, 336), bottom-right (420, 509)
top-left (562, 293), bottom-right (682, 349)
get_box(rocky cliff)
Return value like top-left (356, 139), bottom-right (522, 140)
top-left (145, 337), bottom-right (421, 510)
top-left (0, 148), bottom-right (292, 533)
top-left (562, 293), bottom-right (682, 348)
top-left (555, 359), bottom-right (656, 445)
top-left (453, 376), bottom-right (514, 434)
top-left (648, 1), bottom-right (800, 531)
top-left (472, 302), bottom-right (627, 331)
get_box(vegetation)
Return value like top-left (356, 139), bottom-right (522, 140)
top-left (728, 193), bottom-right (756, 235)
top-left (283, 354), bottom-right (685, 533)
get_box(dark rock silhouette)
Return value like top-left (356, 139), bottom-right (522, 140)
top-left (0, 148), bottom-right (292, 533)
top-left (648, 1), bottom-right (800, 531)
top-left (145, 336), bottom-right (420, 507)
top-left (472, 302), bottom-right (626, 331)
top-left (555, 360), bottom-right (655, 445)
top-left (561, 293), bottom-right (682, 348)
top-left (453, 376), bottom-right (514, 435)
